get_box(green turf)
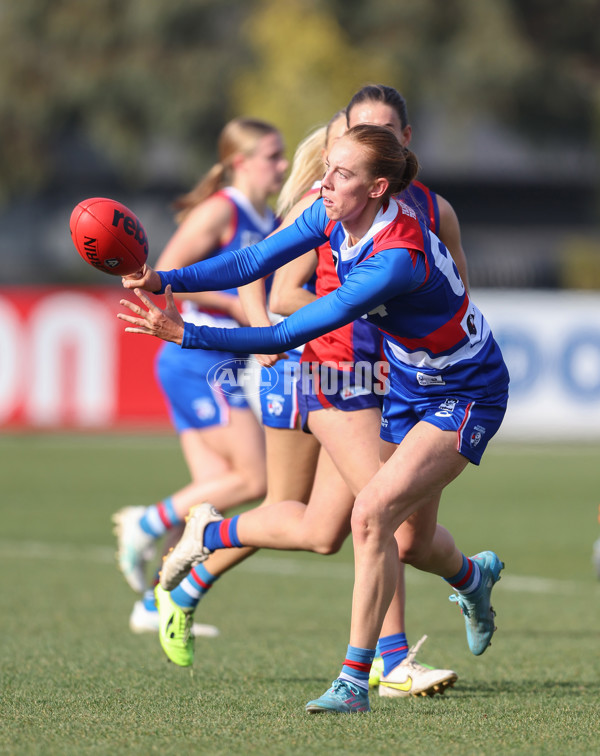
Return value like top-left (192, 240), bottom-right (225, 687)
top-left (0, 435), bottom-right (599, 755)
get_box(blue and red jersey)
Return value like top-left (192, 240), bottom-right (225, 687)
top-left (182, 186), bottom-right (278, 329)
top-left (301, 180), bottom-right (440, 370)
top-left (160, 197), bottom-right (508, 399)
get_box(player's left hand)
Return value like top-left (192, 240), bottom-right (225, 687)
top-left (118, 285), bottom-right (184, 344)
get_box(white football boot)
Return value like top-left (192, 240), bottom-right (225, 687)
top-left (159, 502), bottom-right (223, 590)
top-left (378, 635), bottom-right (458, 698)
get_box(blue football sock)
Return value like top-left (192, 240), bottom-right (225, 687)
top-left (445, 553), bottom-right (482, 595)
top-left (139, 497), bottom-right (182, 537)
top-left (142, 569), bottom-right (161, 611)
top-left (142, 588), bottom-right (157, 612)
top-left (338, 644), bottom-right (375, 691)
top-left (203, 515), bottom-right (242, 551)
top-left (378, 632), bottom-right (409, 676)
top-left (170, 563), bottom-right (219, 611)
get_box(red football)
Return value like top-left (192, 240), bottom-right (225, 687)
top-left (69, 197), bottom-right (149, 276)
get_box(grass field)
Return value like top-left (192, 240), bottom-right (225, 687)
top-left (1, 434), bottom-right (599, 755)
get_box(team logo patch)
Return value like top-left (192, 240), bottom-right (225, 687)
top-left (266, 393), bottom-right (284, 416)
top-left (193, 398), bottom-right (216, 421)
top-left (470, 425), bottom-right (486, 447)
top-left (340, 384), bottom-right (371, 400)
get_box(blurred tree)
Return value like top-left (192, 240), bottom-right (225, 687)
top-left (229, 0), bottom-right (390, 152)
top-left (0, 0), bottom-right (597, 207)
top-left (0, 0), bottom-right (252, 202)
top-left (331, 0), bottom-right (600, 149)
top-left (506, 0), bottom-right (600, 145)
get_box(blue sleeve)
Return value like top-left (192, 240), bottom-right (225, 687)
top-left (182, 247), bottom-right (424, 353)
top-left (156, 200), bottom-right (329, 294)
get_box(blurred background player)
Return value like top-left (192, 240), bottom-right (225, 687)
top-left (151, 114), bottom-right (344, 662)
top-left (147, 127), bottom-right (330, 642)
top-left (113, 117), bottom-right (288, 633)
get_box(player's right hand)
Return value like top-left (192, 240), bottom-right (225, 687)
top-left (122, 264), bottom-right (162, 293)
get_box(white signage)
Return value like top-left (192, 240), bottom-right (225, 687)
top-left (476, 290), bottom-right (600, 440)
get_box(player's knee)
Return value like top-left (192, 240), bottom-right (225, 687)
top-left (396, 540), bottom-right (426, 565)
top-left (396, 531), bottom-right (435, 566)
top-left (351, 492), bottom-right (388, 545)
top-left (310, 533), bottom-right (345, 555)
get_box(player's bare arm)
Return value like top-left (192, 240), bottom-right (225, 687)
top-left (436, 195), bottom-right (470, 292)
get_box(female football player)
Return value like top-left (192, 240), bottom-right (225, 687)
top-left (119, 122), bottom-right (508, 713)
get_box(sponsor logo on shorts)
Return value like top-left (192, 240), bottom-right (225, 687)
top-left (417, 372), bottom-right (445, 386)
top-left (435, 398), bottom-right (458, 417)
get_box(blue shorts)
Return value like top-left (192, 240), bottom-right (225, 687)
top-left (259, 349), bottom-right (302, 429)
top-left (156, 342), bottom-right (249, 433)
top-left (380, 381), bottom-right (508, 465)
top-left (297, 364), bottom-right (384, 432)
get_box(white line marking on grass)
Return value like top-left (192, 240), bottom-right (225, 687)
top-left (0, 541), bottom-right (598, 596)
top-left (0, 540), bottom-right (116, 563)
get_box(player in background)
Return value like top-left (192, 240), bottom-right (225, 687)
top-left (147, 124), bottom-right (331, 650)
top-left (113, 117), bottom-right (287, 634)
top-left (119, 123), bottom-right (509, 714)
top-left (151, 114), bottom-right (346, 666)
top-left (151, 103), bottom-right (459, 699)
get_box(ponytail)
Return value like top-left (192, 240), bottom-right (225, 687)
top-left (172, 116), bottom-right (281, 224)
top-left (173, 163), bottom-right (228, 223)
